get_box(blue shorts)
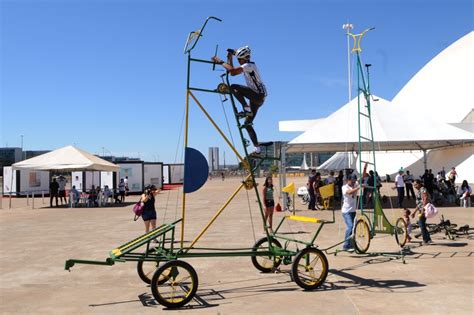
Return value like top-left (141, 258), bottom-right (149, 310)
top-left (142, 210), bottom-right (157, 221)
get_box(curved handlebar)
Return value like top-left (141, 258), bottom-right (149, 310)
top-left (184, 16), bottom-right (222, 54)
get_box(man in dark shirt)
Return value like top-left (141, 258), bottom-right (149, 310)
top-left (49, 178), bottom-right (59, 207)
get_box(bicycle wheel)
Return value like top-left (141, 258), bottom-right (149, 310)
top-left (394, 217), bottom-right (408, 247)
top-left (251, 237), bottom-right (283, 273)
top-left (151, 260), bottom-right (198, 309)
top-left (353, 219), bottom-right (371, 254)
top-left (291, 247), bottom-right (328, 290)
top-left (137, 259), bottom-right (171, 285)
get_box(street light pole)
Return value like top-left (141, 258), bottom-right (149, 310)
top-left (342, 23), bottom-right (354, 102)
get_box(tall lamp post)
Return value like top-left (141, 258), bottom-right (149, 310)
top-left (342, 23), bottom-right (354, 102)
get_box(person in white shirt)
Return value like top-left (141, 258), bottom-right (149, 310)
top-left (394, 169), bottom-right (405, 208)
top-left (341, 174), bottom-right (361, 251)
top-left (212, 46), bottom-right (267, 155)
top-left (57, 176), bottom-right (68, 205)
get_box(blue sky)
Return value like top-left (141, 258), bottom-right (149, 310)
top-left (1, 0), bottom-right (472, 164)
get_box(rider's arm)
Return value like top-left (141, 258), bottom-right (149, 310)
top-left (211, 56), bottom-right (243, 75)
top-left (262, 187), bottom-right (267, 203)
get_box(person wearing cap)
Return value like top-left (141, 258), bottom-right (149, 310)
top-left (212, 46), bottom-right (267, 155)
top-left (341, 174), bottom-right (361, 251)
top-left (140, 185), bottom-right (161, 233)
top-left (394, 168), bottom-right (405, 208)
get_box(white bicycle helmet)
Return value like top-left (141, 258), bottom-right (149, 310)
top-left (235, 46), bottom-right (251, 60)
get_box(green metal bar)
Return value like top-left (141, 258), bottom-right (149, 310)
top-left (65, 258), bottom-right (115, 270)
top-left (189, 57), bottom-right (216, 65)
top-left (189, 87), bottom-right (221, 94)
top-left (274, 235), bottom-right (313, 247)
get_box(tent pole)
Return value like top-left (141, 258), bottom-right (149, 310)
top-left (423, 149), bottom-right (427, 170)
top-left (9, 168), bottom-right (14, 209)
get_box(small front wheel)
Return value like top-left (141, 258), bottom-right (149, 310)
top-left (353, 219), bottom-right (371, 254)
top-left (394, 217), bottom-right (408, 247)
top-left (151, 260), bottom-right (198, 309)
top-left (291, 247), bottom-right (328, 290)
top-left (251, 237), bottom-right (283, 273)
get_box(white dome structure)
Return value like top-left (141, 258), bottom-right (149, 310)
top-left (392, 31), bottom-right (474, 124)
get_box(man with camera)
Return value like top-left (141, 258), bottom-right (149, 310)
top-left (212, 46), bottom-right (267, 155)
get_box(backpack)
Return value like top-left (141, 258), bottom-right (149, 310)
top-left (424, 203), bottom-right (438, 219)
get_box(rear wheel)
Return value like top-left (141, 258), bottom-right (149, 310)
top-left (251, 237), bottom-right (283, 273)
top-left (291, 247), bottom-right (328, 290)
top-left (353, 219), bottom-right (371, 253)
top-left (394, 217), bottom-right (408, 247)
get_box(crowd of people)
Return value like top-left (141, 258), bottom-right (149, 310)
top-left (49, 176), bottom-right (131, 207)
top-left (303, 166), bottom-right (471, 251)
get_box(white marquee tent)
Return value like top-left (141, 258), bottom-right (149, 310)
top-left (12, 145), bottom-right (120, 172)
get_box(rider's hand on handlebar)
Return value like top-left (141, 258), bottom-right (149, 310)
top-left (212, 56), bottom-right (222, 64)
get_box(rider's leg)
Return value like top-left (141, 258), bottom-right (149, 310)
top-left (231, 84), bottom-right (264, 113)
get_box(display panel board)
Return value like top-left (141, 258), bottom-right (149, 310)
top-left (144, 163), bottom-right (163, 189)
top-left (169, 164), bottom-right (184, 184)
top-left (117, 162), bottom-right (144, 193)
top-left (2, 167), bottom-right (49, 196)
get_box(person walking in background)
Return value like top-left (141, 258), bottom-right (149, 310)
top-left (405, 170), bottom-right (415, 200)
top-left (49, 178), bottom-right (59, 207)
top-left (124, 176), bottom-right (129, 196)
top-left (341, 174), bottom-right (360, 251)
top-left (307, 169), bottom-right (317, 210)
top-left (118, 178), bottom-right (126, 203)
top-left (394, 169), bottom-right (405, 208)
top-left (141, 185), bottom-right (161, 233)
top-left (262, 177), bottom-right (275, 232)
top-left (57, 176), bottom-right (67, 205)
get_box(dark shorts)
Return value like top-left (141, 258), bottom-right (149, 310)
top-left (142, 210), bottom-right (157, 221)
top-left (59, 190), bottom-right (66, 197)
top-left (265, 199), bottom-right (275, 208)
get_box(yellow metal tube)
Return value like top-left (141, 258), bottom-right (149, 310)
top-left (181, 90), bottom-right (190, 249)
top-left (184, 178), bottom-right (248, 252)
top-left (189, 91), bottom-right (245, 164)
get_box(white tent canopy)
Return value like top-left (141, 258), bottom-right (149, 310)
top-left (286, 95), bottom-right (473, 153)
top-left (12, 145), bottom-right (120, 172)
top-left (392, 32), bottom-right (473, 124)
